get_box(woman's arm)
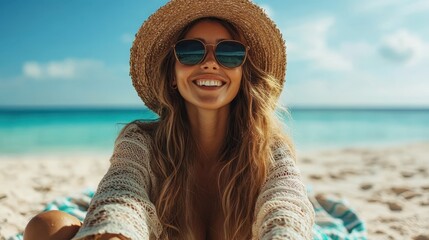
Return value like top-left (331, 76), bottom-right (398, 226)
top-left (73, 123), bottom-right (162, 240)
top-left (252, 146), bottom-right (315, 240)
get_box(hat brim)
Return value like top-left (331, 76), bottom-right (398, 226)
top-left (130, 0), bottom-right (286, 114)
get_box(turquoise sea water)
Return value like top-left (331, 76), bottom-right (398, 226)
top-left (1, 108), bottom-right (429, 154)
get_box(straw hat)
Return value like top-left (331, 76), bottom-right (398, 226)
top-left (130, 0), bottom-right (286, 114)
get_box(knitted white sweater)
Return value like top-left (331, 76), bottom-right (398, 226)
top-left (73, 123), bottom-right (314, 240)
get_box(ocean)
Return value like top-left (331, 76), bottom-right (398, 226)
top-left (1, 107), bottom-right (429, 154)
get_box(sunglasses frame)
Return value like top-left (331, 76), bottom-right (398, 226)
top-left (173, 39), bottom-right (250, 69)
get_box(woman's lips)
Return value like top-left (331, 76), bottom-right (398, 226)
top-left (191, 74), bottom-right (227, 88)
top-left (194, 79), bottom-right (224, 87)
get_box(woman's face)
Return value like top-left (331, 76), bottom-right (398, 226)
top-left (174, 20), bottom-right (242, 112)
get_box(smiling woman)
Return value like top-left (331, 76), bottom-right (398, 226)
top-left (23, 0), bottom-right (314, 239)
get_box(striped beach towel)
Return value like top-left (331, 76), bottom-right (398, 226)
top-left (310, 192), bottom-right (367, 240)
top-left (10, 188), bottom-right (367, 240)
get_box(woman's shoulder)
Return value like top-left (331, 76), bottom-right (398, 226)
top-left (270, 136), bottom-right (296, 163)
top-left (116, 120), bottom-right (159, 146)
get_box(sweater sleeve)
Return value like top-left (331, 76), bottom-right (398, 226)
top-left (252, 145), bottom-right (315, 240)
top-left (72, 123), bottom-right (162, 240)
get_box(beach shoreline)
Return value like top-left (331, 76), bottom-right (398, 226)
top-left (1, 143), bottom-right (429, 239)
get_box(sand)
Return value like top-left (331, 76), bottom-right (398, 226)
top-left (298, 143), bottom-right (429, 240)
top-left (1, 143), bottom-right (429, 240)
top-left (0, 152), bottom-right (111, 239)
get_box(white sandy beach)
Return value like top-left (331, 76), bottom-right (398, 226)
top-left (1, 143), bottom-right (429, 240)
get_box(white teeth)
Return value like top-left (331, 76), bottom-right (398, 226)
top-left (195, 80), bottom-right (223, 87)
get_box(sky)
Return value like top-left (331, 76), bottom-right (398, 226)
top-left (1, 0), bottom-right (428, 108)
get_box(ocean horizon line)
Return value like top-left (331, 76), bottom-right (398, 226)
top-left (2, 105), bottom-right (429, 153)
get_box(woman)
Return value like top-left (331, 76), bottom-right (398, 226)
top-left (24, 0), bottom-right (314, 239)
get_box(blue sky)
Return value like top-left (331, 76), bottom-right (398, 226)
top-left (1, 0), bottom-right (428, 108)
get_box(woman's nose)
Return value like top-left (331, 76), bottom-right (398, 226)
top-left (200, 46), bottom-right (219, 70)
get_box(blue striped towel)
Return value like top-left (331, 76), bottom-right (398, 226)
top-left (310, 191), bottom-right (367, 240)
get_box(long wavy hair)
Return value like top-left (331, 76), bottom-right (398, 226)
top-left (136, 17), bottom-right (294, 239)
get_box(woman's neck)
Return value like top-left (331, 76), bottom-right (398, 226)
top-left (186, 106), bottom-right (229, 168)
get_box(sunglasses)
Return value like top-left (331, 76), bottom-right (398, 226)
top-left (173, 39), bottom-right (249, 68)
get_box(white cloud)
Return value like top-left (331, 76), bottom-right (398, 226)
top-left (358, 0), bottom-right (429, 16)
top-left (338, 42), bottom-right (375, 62)
top-left (23, 59), bottom-right (104, 80)
top-left (23, 62), bottom-right (43, 79)
top-left (285, 17), bottom-right (353, 71)
top-left (272, 2), bottom-right (429, 107)
top-left (379, 29), bottom-right (427, 65)
top-left (356, 0), bottom-right (404, 12)
top-left (281, 69), bottom-right (429, 107)
top-left (401, 0), bottom-right (429, 16)
top-left (356, 0), bottom-right (429, 30)
top-left (280, 28), bottom-right (429, 107)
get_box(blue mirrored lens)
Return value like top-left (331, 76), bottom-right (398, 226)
top-left (216, 41), bottom-right (246, 68)
top-left (175, 40), bottom-right (205, 65)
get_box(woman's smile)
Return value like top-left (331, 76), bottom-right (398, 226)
top-left (192, 74), bottom-right (227, 90)
top-left (194, 80), bottom-right (224, 87)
